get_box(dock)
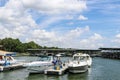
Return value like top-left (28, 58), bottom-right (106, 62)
top-left (0, 63), bottom-right (25, 72)
top-left (44, 64), bottom-right (68, 75)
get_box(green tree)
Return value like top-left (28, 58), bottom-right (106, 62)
top-left (0, 38), bottom-right (21, 52)
top-left (26, 41), bottom-right (41, 49)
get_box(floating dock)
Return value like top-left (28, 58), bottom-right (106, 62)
top-left (44, 65), bottom-right (68, 75)
top-left (0, 63), bottom-right (25, 72)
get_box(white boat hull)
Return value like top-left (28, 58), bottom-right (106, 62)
top-left (27, 66), bottom-right (50, 74)
top-left (68, 65), bottom-right (88, 73)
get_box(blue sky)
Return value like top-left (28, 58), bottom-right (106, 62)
top-left (0, 0), bottom-right (120, 49)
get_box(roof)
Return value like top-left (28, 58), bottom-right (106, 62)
top-left (99, 48), bottom-right (120, 50)
top-left (0, 50), bottom-right (15, 56)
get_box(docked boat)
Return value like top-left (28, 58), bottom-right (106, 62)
top-left (84, 54), bottom-right (92, 67)
top-left (68, 53), bottom-right (92, 73)
top-left (44, 64), bottom-right (68, 75)
top-left (0, 50), bottom-right (25, 72)
top-left (44, 54), bottom-right (68, 75)
top-left (0, 50), bottom-right (17, 65)
top-left (24, 56), bottom-right (54, 74)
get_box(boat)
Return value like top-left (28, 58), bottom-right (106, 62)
top-left (0, 50), bottom-right (17, 65)
top-left (24, 56), bottom-right (54, 74)
top-left (44, 64), bottom-right (68, 75)
top-left (0, 50), bottom-right (25, 72)
top-left (68, 53), bottom-right (92, 73)
top-left (44, 54), bottom-right (68, 75)
top-left (84, 54), bottom-right (92, 67)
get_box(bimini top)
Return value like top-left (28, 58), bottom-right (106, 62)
top-left (0, 50), bottom-right (15, 56)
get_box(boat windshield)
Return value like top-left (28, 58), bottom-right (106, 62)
top-left (38, 56), bottom-right (51, 61)
top-left (80, 56), bottom-right (86, 61)
top-left (73, 56), bottom-right (86, 61)
top-left (73, 56), bottom-right (79, 60)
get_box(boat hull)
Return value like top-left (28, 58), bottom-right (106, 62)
top-left (68, 65), bottom-right (88, 73)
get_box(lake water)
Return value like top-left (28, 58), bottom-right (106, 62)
top-left (0, 57), bottom-right (120, 80)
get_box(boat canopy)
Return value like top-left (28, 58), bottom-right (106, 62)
top-left (0, 50), bottom-right (16, 56)
top-left (73, 53), bottom-right (89, 57)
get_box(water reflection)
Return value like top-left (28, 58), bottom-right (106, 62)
top-left (27, 71), bottom-right (89, 80)
top-left (67, 72), bottom-right (89, 80)
top-left (0, 69), bottom-right (28, 80)
top-left (27, 74), bottom-right (68, 80)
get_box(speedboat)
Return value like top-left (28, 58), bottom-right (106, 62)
top-left (24, 56), bottom-right (54, 74)
top-left (0, 50), bottom-right (25, 71)
top-left (44, 54), bottom-right (68, 75)
top-left (83, 54), bottom-right (92, 67)
top-left (68, 53), bottom-right (92, 73)
top-left (0, 50), bottom-right (17, 65)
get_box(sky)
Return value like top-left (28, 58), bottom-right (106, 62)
top-left (0, 0), bottom-right (120, 49)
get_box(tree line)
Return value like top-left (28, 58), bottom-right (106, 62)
top-left (0, 38), bottom-right (58, 53)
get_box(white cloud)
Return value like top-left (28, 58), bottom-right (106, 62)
top-left (0, 0), bottom-right (37, 39)
top-left (66, 26), bottom-right (89, 38)
top-left (0, 0), bottom-right (105, 49)
top-left (78, 15), bottom-right (88, 20)
top-left (115, 34), bottom-right (120, 38)
top-left (79, 33), bottom-right (103, 49)
top-left (112, 34), bottom-right (120, 43)
top-left (25, 26), bottom-right (91, 48)
top-left (22, 0), bottom-right (87, 14)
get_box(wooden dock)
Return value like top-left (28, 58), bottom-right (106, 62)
top-left (0, 63), bottom-right (25, 72)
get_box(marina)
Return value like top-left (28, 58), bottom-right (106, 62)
top-left (0, 56), bottom-right (120, 80)
top-left (0, 49), bottom-right (120, 80)
top-left (0, 0), bottom-right (120, 80)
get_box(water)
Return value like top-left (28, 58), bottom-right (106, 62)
top-left (0, 57), bottom-right (120, 80)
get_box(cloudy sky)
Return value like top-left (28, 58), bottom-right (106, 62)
top-left (0, 0), bottom-right (120, 49)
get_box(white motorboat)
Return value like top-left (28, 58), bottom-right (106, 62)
top-left (83, 54), bottom-right (92, 67)
top-left (44, 54), bottom-right (68, 75)
top-left (0, 50), bottom-right (25, 71)
top-left (24, 56), bottom-right (54, 74)
top-left (68, 53), bottom-right (92, 73)
top-left (0, 50), bottom-right (17, 65)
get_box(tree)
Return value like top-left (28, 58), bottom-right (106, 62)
top-left (0, 38), bottom-right (21, 52)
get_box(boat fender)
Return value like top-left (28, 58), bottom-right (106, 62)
top-left (63, 63), bottom-right (65, 66)
top-left (0, 66), bottom-right (4, 71)
top-left (78, 61), bottom-right (80, 64)
top-left (44, 70), bottom-right (47, 74)
top-left (59, 71), bottom-right (62, 75)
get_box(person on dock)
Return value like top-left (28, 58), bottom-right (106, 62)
top-left (52, 56), bottom-right (62, 70)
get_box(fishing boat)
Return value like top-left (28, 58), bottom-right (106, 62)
top-left (24, 56), bottom-right (54, 74)
top-left (68, 53), bottom-right (92, 73)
